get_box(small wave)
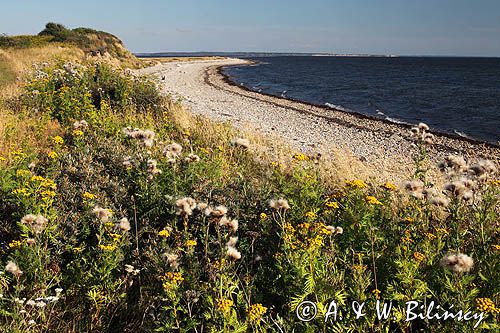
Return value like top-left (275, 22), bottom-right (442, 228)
top-left (384, 116), bottom-right (407, 125)
top-left (376, 110), bottom-right (386, 116)
top-left (325, 102), bottom-right (351, 112)
top-left (453, 130), bottom-right (471, 139)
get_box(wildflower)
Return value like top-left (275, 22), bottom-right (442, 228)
top-left (184, 153), bottom-right (201, 163)
top-left (164, 142), bottom-right (183, 162)
top-left (232, 137), bottom-right (250, 149)
top-left (423, 133), bottom-right (434, 144)
top-left (305, 211), bottom-right (317, 219)
top-left (269, 198), bottom-right (290, 210)
top-left (92, 206), bottom-right (112, 222)
top-left (325, 201), bottom-right (339, 209)
top-left (216, 298), bottom-right (233, 312)
top-left (5, 261), bottom-right (23, 277)
top-left (73, 247), bottom-right (83, 253)
top-left (429, 196), bottom-right (450, 207)
top-left (21, 214), bottom-right (48, 234)
top-left (175, 197), bottom-right (197, 216)
top-left (293, 153), bottom-right (308, 161)
top-left (443, 181), bottom-right (467, 197)
top-left (440, 253), bottom-right (474, 273)
top-left (55, 288), bottom-right (63, 295)
top-left (424, 233), bottom-right (437, 240)
top-left (119, 218), bottom-right (131, 231)
top-left (227, 237), bottom-right (238, 247)
top-left (159, 229), bottom-right (171, 238)
top-left (226, 244), bottom-right (242, 260)
top-left (196, 202), bottom-right (208, 210)
top-left (381, 182), bottom-right (397, 191)
top-left (413, 252), bottom-right (425, 262)
top-left (326, 226), bottom-right (343, 235)
top-left (219, 216), bottom-right (239, 232)
top-left (125, 264), bottom-right (140, 275)
top-left (475, 298), bottom-right (498, 313)
top-left (164, 253), bottom-right (179, 270)
top-left (469, 159), bottom-right (498, 180)
top-left (206, 205), bottom-right (228, 217)
top-left (492, 245), bottom-right (500, 251)
top-left (72, 129), bottom-right (84, 136)
top-left (147, 159), bottom-right (162, 176)
top-left (185, 239), bottom-right (197, 248)
top-left (52, 136), bottom-right (64, 145)
top-left (439, 154), bottom-right (468, 173)
top-left (345, 179), bottom-right (368, 189)
top-left (8, 240), bottom-right (22, 248)
top-left (16, 169), bottom-right (31, 177)
top-left (404, 217), bottom-right (414, 223)
top-left (260, 212), bottom-right (268, 220)
top-left (83, 192), bottom-right (97, 200)
top-left (99, 244), bottom-right (118, 251)
top-left (47, 151), bottom-right (59, 159)
top-left (12, 188), bottom-right (29, 196)
top-left (366, 196), bottom-right (382, 205)
top-left (248, 303), bottom-right (267, 321)
top-left (403, 180), bottom-right (425, 199)
top-left (418, 122), bottom-right (430, 132)
top-left (73, 120), bottom-right (88, 130)
top-left (162, 272), bottom-right (184, 289)
top-left (28, 320), bottom-right (36, 325)
top-left (352, 265), bottom-right (366, 271)
top-left (435, 227), bottom-right (449, 235)
top-left (26, 238), bottom-right (35, 245)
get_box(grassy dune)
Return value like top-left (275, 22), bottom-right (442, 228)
top-left (0, 28), bottom-right (499, 332)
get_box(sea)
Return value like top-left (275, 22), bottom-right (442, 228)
top-left (222, 56), bottom-right (500, 144)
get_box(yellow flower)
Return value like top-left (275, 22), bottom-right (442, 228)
top-left (216, 145), bottom-right (224, 152)
top-left (47, 151), bottom-right (59, 159)
top-left (372, 289), bottom-right (381, 298)
top-left (109, 233), bottom-right (122, 242)
top-left (325, 201), bottom-right (339, 209)
top-left (413, 252), bottom-right (425, 262)
top-left (435, 228), bottom-right (449, 235)
top-left (381, 182), bottom-right (397, 191)
top-left (82, 192), bottom-right (97, 200)
top-left (352, 265), bottom-right (366, 271)
top-left (488, 180), bottom-right (500, 186)
top-left (185, 239), bottom-right (197, 247)
top-left (216, 298), bottom-right (233, 312)
top-left (492, 245), bottom-right (500, 251)
top-left (8, 240), bottom-right (22, 249)
top-left (162, 272), bottom-right (184, 290)
top-left (99, 244), bottom-right (118, 251)
top-left (41, 190), bottom-right (56, 199)
top-left (12, 188), bottom-right (29, 196)
top-left (366, 196), bottom-right (383, 205)
top-left (401, 236), bottom-right (414, 243)
top-left (293, 153), bottom-right (308, 161)
top-left (475, 298), bottom-right (499, 313)
top-left (73, 247), bottom-right (84, 253)
top-left (158, 229), bottom-right (171, 238)
top-left (72, 129), bottom-right (84, 137)
top-left (424, 233), bottom-right (437, 240)
top-left (52, 136), bottom-right (64, 145)
top-left (248, 303), bottom-right (267, 321)
top-left (16, 169), bottom-right (31, 177)
top-left (10, 148), bottom-right (25, 156)
top-left (345, 179), bottom-right (368, 189)
top-left (404, 217), bottom-right (414, 223)
top-left (259, 212), bottom-right (268, 220)
top-left (304, 211), bottom-right (317, 219)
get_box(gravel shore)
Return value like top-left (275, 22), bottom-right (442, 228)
top-left (138, 58), bottom-right (499, 178)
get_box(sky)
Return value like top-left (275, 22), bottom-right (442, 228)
top-left (2, 0), bottom-right (500, 56)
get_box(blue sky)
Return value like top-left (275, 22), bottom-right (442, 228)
top-left (2, 0), bottom-right (500, 56)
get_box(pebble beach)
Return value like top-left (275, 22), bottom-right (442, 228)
top-left (138, 58), bottom-right (499, 178)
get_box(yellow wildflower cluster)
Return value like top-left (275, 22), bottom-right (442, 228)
top-left (404, 217), bottom-right (414, 223)
top-left (10, 148), bottom-right (26, 160)
top-left (424, 233), bottom-right (437, 240)
top-left (158, 229), bottom-right (171, 238)
top-left (352, 265), bottom-right (366, 271)
top-left (435, 228), bottom-right (449, 235)
top-left (41, 190), bottom-right (56, 200)
top-left (413, 252), bottom-right (425, 262)
top-left (475, 298), bottom-right (500, 313)
top-left (99, 244), bottom-right (118, 251)
top-left (216, 298), bottom-right (234, 312)
top-left (16, 169), bottom-right (31, 177)
top-left (52, 136), bottom-right (64, 145)
top-left (248, 303), bottom-right (267, 321)
top-left (372, 289), bottom-right (382, 298)
top-left (12, 188), bottom-right (29, 196)
top-left (488, 179), bottom-right (500, 186)
top-left (325, 201), bottom-right (339, 209)
top-left (304, 211), bottom-right (317, 219)
top-left (185, 239), bottom-right (197, 247)
top-left (162, 272), bottom-right (184, 284)
top-left (31, 176), bottom-right (57, 189)
top-left (381, 182), bottom-right (397, 191)
top-left (72, 129), bottom-right (84, 137)
top-left (293, 153), bottom-right (308, 161)
top-left (260, 213), bottom-right (267, 220)
top-left (47, 151), bottom-right (59, 159)
top-left (401, 236), bottom-right (414, 243)
top-left (345, 179), bottom-right (368, 189)
top-left (366, 196), bottom-right (383, 205)
top-left (9, 240), bottom-right (22, 249)
top-left (82, 192), bottom-right (97, 201)
top-left (73, 247), bottom-right (84, 253)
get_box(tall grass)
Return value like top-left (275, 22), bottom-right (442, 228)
top-left (0, 56), bottom-right (498, 332)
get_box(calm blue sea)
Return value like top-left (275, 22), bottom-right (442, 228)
top-left (223, 56), bottom-right (500, 144)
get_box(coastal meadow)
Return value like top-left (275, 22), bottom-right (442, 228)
top-left (0, 59), bottom-right (498, 332)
